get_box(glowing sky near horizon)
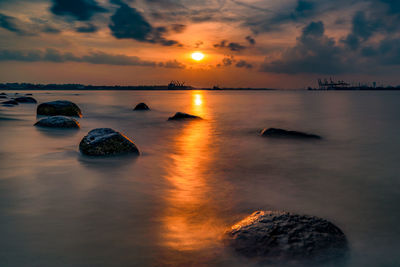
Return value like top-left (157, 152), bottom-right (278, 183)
top-left (0, 0), bottom-right (399, 88)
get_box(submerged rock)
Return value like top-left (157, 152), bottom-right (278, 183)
top-left (37, 100), bottom-right (82, 117)
top-left (15, 96), bottom-right (37, 103)
top-left (261, 128), bottom-right (321, 139)
top-left (133, 102), bottom-right (150, 111)
top-left (2, 100), bottom-right (18, 105)
top-left (225, 211), bottom-right (347, 264)
top-left (168, 112), bottom-right (201, 121)
top-left (34, 116), bottom-right (80, 128)
top-left (25, 93), bottom-right (33, 96)
top-left (79, 128), bottom-right (139, 156)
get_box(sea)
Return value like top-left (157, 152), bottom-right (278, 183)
top-left (0, 90), bottom-right (400, 266)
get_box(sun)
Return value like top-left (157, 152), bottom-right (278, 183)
top-left (191, 52), bottom-right (205, 61)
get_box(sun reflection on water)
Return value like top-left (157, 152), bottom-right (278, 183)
top-left (161, 91), bottom-right (223, 252)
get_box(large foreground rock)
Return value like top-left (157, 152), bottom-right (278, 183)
top-left (226, 211), bottom-right (347, 264)
top-left (15, 96), bottom-right (37, 103)
top-left (261, 128), bottom-right (321, 139)
top-left (79, 128), bottom-right (139, 156)
top-left (168, 112), bottom-right (201, 121)
top-left (133, 102), bottom-right (150, 111)
top-left (37, 100), bottom-right (82, 117)
top-left (34, 116), bottom-right (80, 128)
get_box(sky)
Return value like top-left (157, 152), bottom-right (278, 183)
top-left (0, 0), bottom-right (399, 88)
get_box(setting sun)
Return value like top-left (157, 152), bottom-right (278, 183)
top-left (191, 52), bottom-right (205, 61)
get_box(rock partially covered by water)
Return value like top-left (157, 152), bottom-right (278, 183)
top-left (79, 128), bottom-right (139, 156)
top-left (226, 211), bottom-right (347, 264)
top-left (15, 96), bottom-right (37, 103)
top-left (0, 95), bottom-right (7, 99)
top-left (261, 128), bottom-right (321, 139)
top-left (37, 100), bottom-right (82, 117)
top-left (2, 100), bottom-right (18, 106)
top-left (133, 102), bottom-right (150, 111)
top-left (34, 116), bottom-right (80, 128)
top-left (0, 92), bottom-right (6, 95)
top-left (168, 112), bottom-right (201, 121)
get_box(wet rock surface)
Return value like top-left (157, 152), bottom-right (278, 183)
top-left (15, 96), bottom-right (37, 103)
top-left (37, 100), bottom-right (82, 117)
top-left (261, 128), bottom-right (321, 139)
top-left (34, 116), bottom-right (80, 128)
top-left (226, 211), bottom-right (348, 264)
top-left (79, 128), bottom-right (139, 156)
top-left (168, 112), bottom-right (201, 120)
top-left (133, 102), bottom-right (150, 110)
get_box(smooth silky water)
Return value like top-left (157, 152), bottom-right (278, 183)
top-left (0, 90), bottom-right (399, 266)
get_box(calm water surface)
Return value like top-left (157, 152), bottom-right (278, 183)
top-left (0, 90), bottom-right (400, 266)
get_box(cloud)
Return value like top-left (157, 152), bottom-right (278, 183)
top-left (0, 48), bottom-right (155, 66)
top-left (260, 21), bottom-right (348, 74)
top-left (76, 23), bottom-right (98, 33)
top-left (0, 48), bottom-right (187, 68)
top-left (50, 0), bottom-right (107, 21)
top-left (214, 40), bottom-right (246, 52)
top-left (158, 59), bottom-right (186, 68)
top-left (0, 13), bottom-right (26, 35)
top-left (236, 60), bottom-right (252, 68)
top-left (109, 3), bottom-right (180, 46)
top-left (245, 36), bottom-right (255, 45)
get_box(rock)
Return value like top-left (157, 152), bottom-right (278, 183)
top-left (133, 102), bottom-right (150, 111)
top-left (261, 128), bottom-right (321, 139)
top-left (168, 112), bottom-right (201, 121)
top-left (0, 92), bottom-right (7, 96)
top-left (34, 116), bottom-right (80, 128)
top-left (2, 100), bottom-right (18, 105)
top-left (79, 128), bottom-right (139, 156)
top-left (25, 93), bottom-right (33, 96)
top-left (0, 95), bottom-right (7, 99)
top-left (37, 100), bottom-right (82, 117)
top-left (15, 96), bottom-right (37, 103)
top-left (225, 211), bottom-right (347, 264)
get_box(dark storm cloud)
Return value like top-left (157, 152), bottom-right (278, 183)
top-left (244, 0), bottom-right (318, 33)
top-left (214, 40), bottom-right (246, 52)
top-left (261, 21), bottom-right (348, 74)
top-left (50, 0), bottom-right (107, 21)
top-left (0, 48), bottom-right (185, 68)
top-left (76, 23), bottom-right (98, 33)
top-left (109, 3), bottom-right (180, 46)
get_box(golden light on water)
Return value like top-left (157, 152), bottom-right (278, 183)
top-left (161, 91), bottom-right (224, 252)
top-left (194, 94), bottom-right (203, 106)
top-left (191, 52), bottom-right (205, 61)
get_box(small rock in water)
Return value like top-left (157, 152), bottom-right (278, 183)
top-left (168, 112), bottom-right (201, 121)
top-left (225, 211), bottom-right (348, 264)
top-left (15, 96), bottom-right (37, 103)
top-left (34, 116), bottom-right (80, 128)
top-left (261, 128), bottom-right (321, 139)
top-left (25, 93), bottom-right (33, 96)
top-left (0, 95), bottom-right (7, 99)
top-left (79, 128), bottom-right (139, 156)
top-left (37, 100), bottom-right (82, 117)
top-left (2, 100), bottom-right (19, 106)
top-left (133, 102), bottom-right (150, 111)
top-left (0, 92), bottom-right (7, 96)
